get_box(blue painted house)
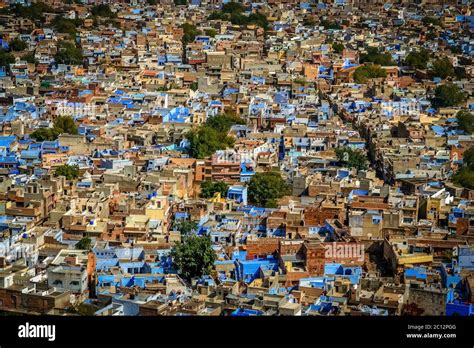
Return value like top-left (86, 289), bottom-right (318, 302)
top-left (226, 186), bottom-right (248, 205)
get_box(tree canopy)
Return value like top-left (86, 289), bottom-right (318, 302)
top-left (432, 83), bottom-right (466, 108)
top-left (6, 2), bottom-right (54, 21)
top-left (10, 37), bottom-right (28, 52)
top-left (186, 114), bottom-right (243, 158)
top-left (173, 220), bottom-right (198, 237)
top-left (353, 65), bottom-right (387, 84)
top-left (54, 115), bottom-right (78, 135)
top-left (221, 1), bottom-right (245, 13)
top-left (450, 45), bottom-right (463, 55)
top-left (51, 17), bottom-right (82, 39)
top-left (31, 116), bottom-right (78, 141)
top-left (462, 146), bottom-right (474, 171)
top-left (453, 169), bottom-right (474, 190)
top-left (55, 164), bottom-right (80, 180)
top-left (186, 126), bottom-right (235, 159)
top-left (360, 47), bottom-right (394, 66)
top-left (332, 43), bottom-right (345, 54)
top-left (404, 49), bottom-right (430, 69)
top-left (0, 50), bottom-right (15, 71)
top-left (430, 57), bottom-right (455, 79)
top-left (205, 113), bottom-right (245, 133)
top-left (54, 41), bottom-right (84, 65)
top-left (320, 20), bottom-right (341, 30)
top-left (30, 128), bottom-right (61, 141)
top-left (204, 29), bottom-right (217, 38)
top-left (248, 171), bottom-right (290, 208)
top-left (457, 110), bottom-right (474, 134)
top-left (452, 146), bottom-right (474, 190)
top-left (180, 23), bottom-right (201, 46)
top-left (302, 16), bottom-right (317, 27)
top-left (208, 2), bottom-right (268, 30)
top-left (91, 4), bottom-right (115, 18)
top-left (22, 52), bottom-right (38, 64)
top-left (422, 16), bottom-right (442, 27)
top-left (75, 237), bottom-right (92, 250)
top-left (335, 147), bottom-right (369, 171)
top-left (190, 81), bottom-right (198, 91)
top-left (170, 236), bottom-right (216, 280)
top-left (200, 180), bottom-right (229, 198)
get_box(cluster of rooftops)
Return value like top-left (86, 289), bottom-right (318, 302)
top-left (0, 0), bottom-right (473, 316)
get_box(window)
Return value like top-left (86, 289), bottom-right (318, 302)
top-left (372, 216), bottom-right (381, 224)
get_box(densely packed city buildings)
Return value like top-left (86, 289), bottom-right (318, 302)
top-left (0, 0), bottom-right (473, 317)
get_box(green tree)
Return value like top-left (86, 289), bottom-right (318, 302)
top-left (294, 78), bottom-right (306, 85)
top-left (91, 4), bottom-right (115, 18)
top-left (246, 12), bottom-right (268, 30)
top-left (360, 47), bottom-right (394, 66)
top-left (450, 45), bottom-right (462, 54)
top-left (147, 0), bottom-right (157, 4)
top-left (452, 168), bottom-right (474, 190)
top-left (30, 128), bottom-right (61, 141)
top-left (180, 23), bottom-right (201, 46)
top-left (404, 49), bottom-right (430, 69)
top-left (303, 16), bottom-right (316, 26)
top-left (170, 236), bottom-right (217, 280)
top-left (452, 146), bottom-right (474, 189)
top-left (426, 31), bottom-right (437, 41)
top-left (22, 52), bottom-right (38, 64)
top-left (54, 41), bottom-right (84, 65)
top-left (186, 126), bottom-right (235, 158)
top-left (10, 37), bottom-right (28, 52)
top-left (104, 18), bottom-right (121, 29)
top-left (55, 164), bottom-right (79, 180)
top-left (0, 50), bottom-right (15, 71)
top-left (457, 110), bottom-right (474, 134)
top-left (335, 147), bottom-right (369, 171)
top-left (30, 116), bottom-right (76, 142)
top-left (454, 66), bottom-right (467, 80)
top-left (173, 220), bottom-right (197, 237)
top-left (204, 28), bottom-right (217, 37)
top-left (332, 43), bottom-right (345, 54)
top-left (353, 65), bottom-right (387, 84)
top-left (462, 146), bottom-right (474, 171)
top-left (248, 171), bottom-right (290, 208)
top-left (174, 0), bottom-right (188, 4)
top-left (432, 83), bottom-right (466, 108)
top-left (422, 16), bottom-right (442, 27)
top-left (54, 115), bottom-right (78, 135)
top-left (221, 1), bottom-right (246, 13)
top-left (320, 20), bottom-right (341, 30)
top-left (200, 180), bottom-right (229, 198)
top-left (208, 11), bottom-right (227, 21)
top-left (72, 302), bottom-right (98, 316)
top-left (186, 113), bottom-right (244, 158)
top-left (7, 2), bottom-right (54, 21)
top-left (430, 57), bottom-right (455, 79)
top-left (205, 113), bottom-right (245, 133)
top-left (190, 81), bottom-right (198, 91)
top-left (76, 237), bottom-right (92, 250)
top-left (51, 17), bottom-right (82, 39)
top-left (207, 2), bottom-right (267, 30)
